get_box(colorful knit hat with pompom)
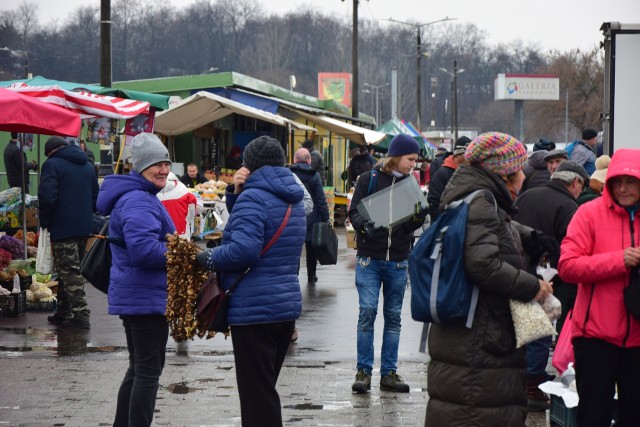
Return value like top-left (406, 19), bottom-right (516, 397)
top-left (464, 132), bottom-right (527, 176)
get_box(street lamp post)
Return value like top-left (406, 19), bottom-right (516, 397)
top-left (440, 60), bottom-right (465, 143)
top-left (386, 17), bottom-right (456, 130)
top-left (364, 82), bottom-right (390, 125)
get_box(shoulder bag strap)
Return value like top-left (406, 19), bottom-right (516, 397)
top-left (227, 204), bottom-right (292, 294)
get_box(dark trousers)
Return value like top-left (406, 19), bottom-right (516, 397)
top-left (574, 337), bottom-right (640, 427)
top-left (231, 321), bottom-right (295, 427)
top-left (304, 241), bottom-right (318, 278)
top-left (114, 314), bottom-right (169, 427)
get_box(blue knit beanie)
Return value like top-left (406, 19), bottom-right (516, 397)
top-left (388, 134), bottom-right (420, 157)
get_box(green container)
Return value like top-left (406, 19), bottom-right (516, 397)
top-left (550, 395), bottom-right (577, 427)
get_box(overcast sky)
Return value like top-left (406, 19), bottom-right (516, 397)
top-left (3, 0), bottom-right (639, 52)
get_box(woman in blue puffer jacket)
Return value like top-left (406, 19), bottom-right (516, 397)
top-left (197, 136), bottom-right (306, 427)
top-left (96, 133), bottom-right (175, 427)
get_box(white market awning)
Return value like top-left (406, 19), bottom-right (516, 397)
top-left (283, 107), bottom-right (386, 145)
top-left (154, 91), bottom-right (315, 136)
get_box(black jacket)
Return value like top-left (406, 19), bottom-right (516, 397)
top-left (521, 151), bottom-right (551, 193)
top-left (179, 173), bottom-right (207, 188)
top-left (429, 152), bottom-right (448, 181)
top-left (348, 153), bottom-right (372, 186)
top-left (290, 163), bottom-right (330, 241)
top-left (38, 145), bottom-right (99, 241)
top-left (348, 167), bottom-right (424, 261)
top-left (4, 140), bottom-right (34, 191)
top-left (427, 164), bottom-right (455, 221)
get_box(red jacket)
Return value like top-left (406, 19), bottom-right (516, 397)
top-left (157, 172), bottom-right (199, 239)
top-left (559, 149), bottom-right (640, 348)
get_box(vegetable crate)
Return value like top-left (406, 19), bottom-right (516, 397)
top-left (550, 395), bottom-right (577, 427)
top-left (0, 290), bottom-right (26, 318)
top-left (27, 300), bottom-right (57, 312)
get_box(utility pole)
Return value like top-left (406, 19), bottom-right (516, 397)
top-left (351, 0), bottom-right (358, 119)
top-left (100, 0), bottom-right (112, 87)
top-left (440, 60), bottom-right (465, 142)
top-left (385, 17), bottom-right (455, 130)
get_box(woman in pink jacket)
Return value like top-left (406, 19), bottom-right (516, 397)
top-left (559, 148), bottom-right (640, 427)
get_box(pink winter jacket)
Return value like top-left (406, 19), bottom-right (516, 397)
top-left (558, 149), bottom-right (640, 348)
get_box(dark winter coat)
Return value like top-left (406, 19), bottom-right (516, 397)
top-left (429, 152), bottom-right (448, 181)
top-left (179, 172), bottom-right (207, 188)
top-left (212, 166), bottom-right (306, 325)
top-left (520, 150), bottom-right (551, 193)
top-left (348, 166), bottom-right (424, 262)
top-left (348, 153), bottom-right (373, 186)
top-left (426, 164), bottom-right (540, 427)
top-left (38, 145), bottom-right (99, 241)
top-left (290, 163), bottom-right (330, 241)
top-left (427, 157), bottom-right (457, 221)
top-left (4, 140), bottom-right (34, 191)
top-left (308, 148), bottom-right (326, 185)
top-left (515, 180), bottom-right (578, 251)
top-left (96, 171), bottom-right (176, 316)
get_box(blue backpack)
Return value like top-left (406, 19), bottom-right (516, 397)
top-left (409, 189), bottom-right (495, 327)
top-left (565, 140), bottom-right (579, 159)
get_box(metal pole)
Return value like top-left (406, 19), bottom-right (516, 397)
top-left (351, 0), bottom-right (359, 119)
top-left (565, 89), bottom-right (569, 143)
top-left (453, 60), bottom-right (459, 142)
top-left (100, 0), bottom-right (112, 87)
top-left (375, 87), bottom-right (380, 125)
top-left (416, 28), bottom-right (422, 130)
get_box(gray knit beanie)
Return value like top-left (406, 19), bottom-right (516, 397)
top-left (242, 136), bottom-right (285, 172)
top-left (130, 132), bottom-right (171, 172)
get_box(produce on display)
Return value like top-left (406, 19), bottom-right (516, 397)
top-left (165, 234), bottom-right (210, 341)
top-left (194, 180), bottom-right (228, 201)
top-left (0, 235), bottom-right (25, 260)
top-left (0, 248), bottom-right (12, 269)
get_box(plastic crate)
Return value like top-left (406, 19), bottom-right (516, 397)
top-left (27, 299), bottom-right (57, 312)
top-left (550, 394), bottom-right (577, 427)
top-left (0, 290), bottom-right (27, 317)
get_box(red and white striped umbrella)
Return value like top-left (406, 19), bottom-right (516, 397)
top-left (7, 82), bottom-right (150, 120)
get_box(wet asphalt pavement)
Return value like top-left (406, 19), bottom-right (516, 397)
top-left (0, 226), bottom-right (548, 426)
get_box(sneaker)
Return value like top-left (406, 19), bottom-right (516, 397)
top-left (351, 369), bottom-right (371, 393)
top-left (380, 371), bottom-right (410, 392)
top-left (47, 313), bottom-right (72, 325)
top-left (308, 276), bottom-right (318, 283)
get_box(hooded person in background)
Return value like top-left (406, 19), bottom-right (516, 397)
top-left (302, 138), bottom-right (326, 185)
top-left (427, 144), bottom-right (468, 221)
top-left (96, 132), bottom-right (176, 427)
top-left (533, 138), bottom-right (552, 152)
top-left (40, 136), bottom-right (99, 329)
top-left (520, 150), bottom-right (551, 193)
top-left (559, 148), bottom-right (640, 427)
top-left (157, 171), bottom-right (201, 240)
top-left (197, 136), bottom-right (306, 427)
top-left (4, 132), bottom-right (38, 193)
top-left (348, 134), bottom-right (428, 394)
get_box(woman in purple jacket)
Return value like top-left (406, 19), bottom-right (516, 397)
top-left (96, 133), bottom-right (175, 427)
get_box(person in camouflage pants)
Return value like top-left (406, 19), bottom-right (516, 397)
top-left (38, 136), bottom-right (99, 329)
top-left (52, 238), bottom-right (90, 324)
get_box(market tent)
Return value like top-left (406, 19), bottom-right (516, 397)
top-left (282, 106), bottom-right (386, 146)
top-left (0, 75), bottom-right (169, 110)
top-left (154, 91), bottom-right (316, 136)
top-left (0, 87), bottom-right (82, 257)
top-left (375, 118), bottom-right (432, 151)
top-left (0, 87), bottom-right (81, 136)
top-left (6, 83), bottom-right (150, 119)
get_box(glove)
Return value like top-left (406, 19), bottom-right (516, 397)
top-left (412, 202), bottom-right (429, 222)
top-left (362, 221), bottom-right (388, 239)
top-left (196, 248), bottom-right (214, 270)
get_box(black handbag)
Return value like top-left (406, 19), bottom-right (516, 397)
top-left (311, 222), bottom-right (338, 265)
top-left (196, 205), bottom-right (292, 334)
top-left (81, 220), bottom-right (111, 294)
top-left (624, 266), bottom-right (640, 321)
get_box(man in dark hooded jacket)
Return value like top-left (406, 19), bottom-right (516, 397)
top-left (39, 137), bottom-right (99, 329)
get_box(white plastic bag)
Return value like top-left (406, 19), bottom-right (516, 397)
top-left (36, 227), bottom-right (53, 274)
top-left (509, 299), bottom-right (557, 348)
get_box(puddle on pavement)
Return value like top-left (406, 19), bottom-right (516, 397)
top-left (164, 381), bottom-right (204, 394)
top-left (0, 326), bottom-right (126, 356)
top-left (284, 401), bottom-right (351, 411)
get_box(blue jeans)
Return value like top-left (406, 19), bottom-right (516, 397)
top-left (526, 335), bottom-right (553, 377)
top-left (355, 256), bottom-right (408, 376)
